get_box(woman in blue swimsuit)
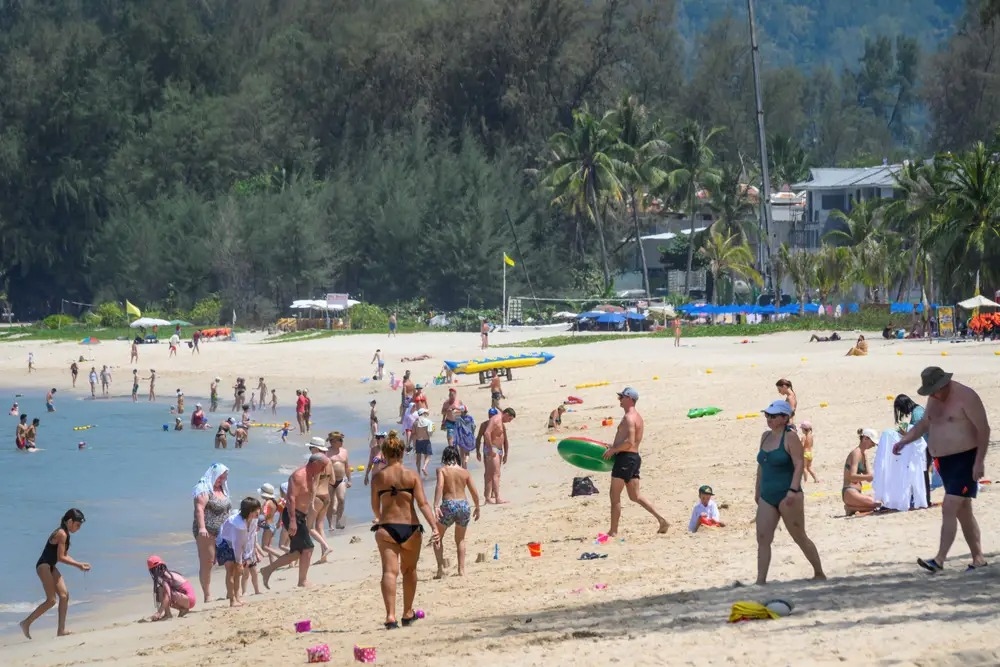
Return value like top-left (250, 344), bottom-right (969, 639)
top-left (754, 399), bottom-right (825, 585)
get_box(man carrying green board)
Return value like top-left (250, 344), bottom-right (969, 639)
top-left (602, 387), bottom-right (670, 537)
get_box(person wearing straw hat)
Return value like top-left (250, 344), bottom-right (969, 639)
top-left (257, 483), bottom-right (283, 562)
top-left (894, 367), bottom-right (991, 573)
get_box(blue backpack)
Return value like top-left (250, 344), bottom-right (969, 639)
top-left (454, 414), bottom-right (477, 452)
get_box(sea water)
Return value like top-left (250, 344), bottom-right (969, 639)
top-left (0, 391), bottom-right (370, 633)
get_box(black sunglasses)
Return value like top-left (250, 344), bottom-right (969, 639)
top-left (764, 413), bottom-right (783, 419)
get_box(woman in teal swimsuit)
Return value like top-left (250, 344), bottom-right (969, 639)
top-left (754, 399), bottom-right (826, 585)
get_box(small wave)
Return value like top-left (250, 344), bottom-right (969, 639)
top-left (276, 465), bottom-right (296, 475)
top-left (0, 599), bottom-right (87, 614)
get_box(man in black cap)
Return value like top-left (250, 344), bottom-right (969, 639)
top-left (894, 367), bottom-right (990, 572)
top-left (602, 387), bottom-right (669, 536)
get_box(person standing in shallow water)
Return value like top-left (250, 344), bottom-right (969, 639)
top-left (20, 508), bottom-right (90, 639)
top-left (754, 399), bottom-right (825, 585)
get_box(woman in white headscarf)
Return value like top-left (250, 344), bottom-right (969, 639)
top-left (192, 463), bottom-right (231, 603)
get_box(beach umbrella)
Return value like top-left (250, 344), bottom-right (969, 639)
top-left (129, 317), bottom-right (172, 328)
top-left (593, 304), bottom-right (626, 313)
top-left (169, 319), bottom-right (193, 326)
top-left (552, 311), bottom-right (579, 319)
top-left (958, 295), bottom-right (1000, 309)
top-left (79, 337), bottom-right (100, 345)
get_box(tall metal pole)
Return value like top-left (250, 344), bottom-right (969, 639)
top-left (747, 0), bottom-right (775, 296)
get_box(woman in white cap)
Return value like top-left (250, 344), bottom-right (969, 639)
top-left (843, 428), bottom-right (880, 515)
top-left (306, 437), bottom-right (333, 562)
top-left (754, 399), bottom-right (825, 585)
top-left (257, 483), bottom-right (283, 563)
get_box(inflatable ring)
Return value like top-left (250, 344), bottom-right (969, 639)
top-left (566, 396), bottom-right (583, 405)
top-left (556, 437), bottom-right (614, 472)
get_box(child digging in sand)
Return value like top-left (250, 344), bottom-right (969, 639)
top-left (432, 445), bottom-right (480, 578)
top-left (145, 555), bottom-right (195, 621)
top-left (688, 485), bottom-right (725, 532)
top-left (215, 497), bottom-right (261, 607)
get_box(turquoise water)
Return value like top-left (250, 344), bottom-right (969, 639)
top-left (0, 391), bottom-right (370, 632)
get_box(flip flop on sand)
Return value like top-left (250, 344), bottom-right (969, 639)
top-left (917, 557), bottom-right (943, 573)
top-left (578, 552), bottom-right (608, 561)
top-left (965, 563), bottom-right (989, 572)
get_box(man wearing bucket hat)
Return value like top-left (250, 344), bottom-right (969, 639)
top-left (894, 367), bottom-right (991, 573)
top-left (601, 387), bottom-right (669, 536)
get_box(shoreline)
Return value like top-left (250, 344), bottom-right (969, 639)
top-left (1, 330), bottom-right (999, 665)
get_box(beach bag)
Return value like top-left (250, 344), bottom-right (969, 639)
top-left (571, 476), bottom-right (599, 497)
top-left (454, 415), bottom-right (477, 452)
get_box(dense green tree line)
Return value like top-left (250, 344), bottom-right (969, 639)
top-left (0, 0), bottom-right (994, 322)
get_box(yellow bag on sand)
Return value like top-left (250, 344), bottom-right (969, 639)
top-left (728, 600), bottom-right (779, 623)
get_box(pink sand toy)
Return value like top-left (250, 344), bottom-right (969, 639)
top-left (415, 609), bottom-right (426, 619)
top-left (306, 644), bottom-right (330, 663)
top-left (354, 645), bottom-right (377, 663)
top-left (295, 619), bottom-right (312, 633)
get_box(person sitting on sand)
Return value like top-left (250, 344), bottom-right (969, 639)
top-left (844, 428), bottom-right (881, 515)
top-left (432, 445), bottom-right (480, 578)
top-left (801, 421), bottom-right (819, 482)
top-left (548, 404), bottom-right (567, 430)
top-left (370, 430), bottom-right (439, 628)
top-left (688, 485), bottom-right (725, 532)
top-left (145, 555), bottom-right (195, 621)
top-left (846, 334), bottom-right (869, 356)
top-left (808, 332), bottom-right (841, 342)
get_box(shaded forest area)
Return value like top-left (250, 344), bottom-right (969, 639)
top-left (1, 0), bottom-right (996, 322)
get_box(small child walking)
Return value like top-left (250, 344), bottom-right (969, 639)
top-left (800, 421), bottom-right (819, 482)
top-left (432, 445), bottom-right (481, 578)
top-left (215, 497), bottom-right (261, 607)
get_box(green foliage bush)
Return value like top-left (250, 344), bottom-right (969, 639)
top-left (349, 303), bottom-right (388, 330)
top-left (188, 296), bottom-right (222, 326)
top-left (95, 302), bottom-right (127, 327)
top-left (42, 314), bottom-right (76, 329)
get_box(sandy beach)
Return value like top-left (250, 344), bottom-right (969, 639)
top-left (1, 327), bottom-right (999, 666)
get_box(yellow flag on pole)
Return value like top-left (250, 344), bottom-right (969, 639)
top-left (503, 252), bottom-right (516, 267)
top-left (125, 300), bottom-right (141, 318)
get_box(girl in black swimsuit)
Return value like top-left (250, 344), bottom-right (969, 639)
top-left (370, 430), bottom-right (439, 629)
top-left (20, 508), bottom-right (90, 639)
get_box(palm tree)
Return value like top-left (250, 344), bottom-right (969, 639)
top-left (924, 142), bottom-right (1000, 298)
top-left (665, 121), bottom-right (723, 298)
top-left (708, 162), bottom-right (758, 243)
top-left (698, 228), bottom-right (762, 305)
top-left (882, 160), bottom-right (944, 301)
top-left (814, 245), bottom-right (854, 304)
top-left (776, 243), bottom-right (816, 314)
top-left (768, 135), bottom-right (810, 190)
top-left (824, 199), bottom-right (883, 247)
top-left (606, 96), bottom-right (670, 301)
top-left (541, 106), bottom-right (627, 291)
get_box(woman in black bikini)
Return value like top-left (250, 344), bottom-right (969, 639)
top-left (20, 508), bottom-right (90, 639)
top-left (370, 430), bottom-right (439, 629)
